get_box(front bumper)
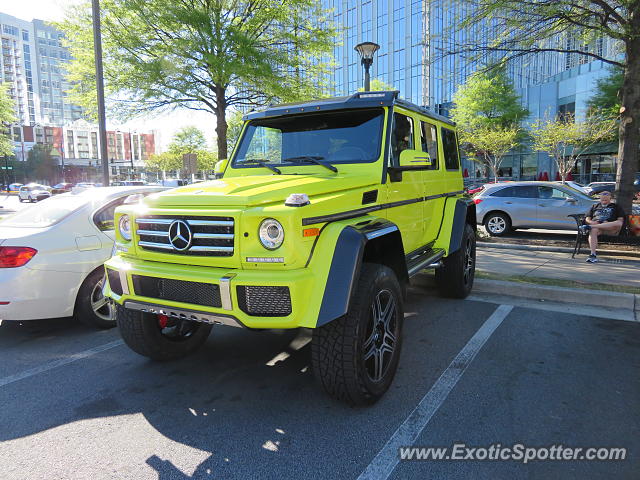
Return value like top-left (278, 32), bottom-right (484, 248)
top-left (104, 255), bottom-right (321, 329)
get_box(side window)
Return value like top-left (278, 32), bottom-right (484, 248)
top-left (420, 121), bottom-right (439, 170)
top-left (441, 128), bottom-right (460, 170)
top-left (391, 113), bottom-right (414, 163)
top-left (93, 197), bottom-right (128, 231)
top-left (538, 186), bottom-right (567, 200)
top-left (513, 186), bottom-right (538, 198)
top-left (239, 126), bottom-right (283, 164)
top-left (490, 186), bottom-right (516, 197)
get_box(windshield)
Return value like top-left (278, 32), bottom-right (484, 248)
top-left (233, 108), bottom-right (384, 168)
top-left (1, 194), bottom-right (89, 227)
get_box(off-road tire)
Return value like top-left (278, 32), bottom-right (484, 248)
top-left (75, 269), bottom-right (116, 329)
top-left (116, 305), bottom-right (212, 361)
top-left (484, 212), bottom-right (511, 236)
top-left (436, 223), bottom-right (476, 299)
top-left (311, 263), bottom-right (403, 406)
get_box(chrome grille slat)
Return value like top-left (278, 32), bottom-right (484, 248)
top-left (139, 241), bottom-right (174, 250)
top-left (136, 218), bottom-right (173, 225)
top-left (188, 220), bottom-right (234, 227)
top-left (193, 233), bottom-right (234, 240)
top-left (136, 215), bottom-right (235, 257)
top-left (137, 230), bottom-right (169, 237)
top-left (190, 245), bottom-right (234, 252)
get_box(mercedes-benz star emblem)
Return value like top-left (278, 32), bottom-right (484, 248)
top-left (168, 220), bottom-right (193, 251)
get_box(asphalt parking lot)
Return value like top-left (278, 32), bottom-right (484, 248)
top-left (0, 285), bottom-right (638, 479)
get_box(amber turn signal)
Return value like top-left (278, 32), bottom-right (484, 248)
top-left (303, 228), bottom-right (320, 237)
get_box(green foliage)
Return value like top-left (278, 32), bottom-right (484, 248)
top-left (57, 0), bottom-right (335, 159)
top-left (358, 78), bottom-right (396, 92)
top-left (27, 144), bottom-right (59, 183)
top-left (531, 114), bottom-right (617, 181)
top-left (451, 65), bottom-right (527, 182)
top-left (0, 83), bottom-right (17, 157)
top-left (451, 65), bottom-right (529, 131)
top-left (587, 67), bottom-right (623, 119)
top-left (167, 126), bottom-right (207, 157)
top-left (225, 110), bottom-right (245, 157)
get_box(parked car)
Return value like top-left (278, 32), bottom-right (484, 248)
top-left (51, 182), bottom-right (75, 194)
top-left (8, 183), bottom-right (23, 192)
top-left (160, 178), bottom-right (188, 187)
top-left (554, 180), bottom-right (589, 195)
top-left (75, 182), bottom-right (97, 188)
top-left (474, 181), bottom-right (597, 235)
top-left (585, 182), bottom-right (616, 196)
top-left (18, 183), bottom-right (52, 202)
top-left (0, 185), bottom-right (166, 327)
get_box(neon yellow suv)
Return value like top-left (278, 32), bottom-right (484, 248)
top-left (104, 91), bottom-right (476, 405)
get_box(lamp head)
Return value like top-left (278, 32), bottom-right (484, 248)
top-left (355, 42), bottom-right (380, 64)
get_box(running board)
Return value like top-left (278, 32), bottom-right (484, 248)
top-left (407, 249), bottom-right (445, 278)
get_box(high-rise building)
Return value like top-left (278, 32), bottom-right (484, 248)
top-left (1, 13), bottom-right (82, 127)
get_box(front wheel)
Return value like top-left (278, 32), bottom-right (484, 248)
top-left (116, 305), bottom-right (212, 361)
top-left (311, 263), bottom-right (404, 405)
top-left (436, 223), bottom-right (476, 299)
top-left (75, 269), bottom-right (116, 329)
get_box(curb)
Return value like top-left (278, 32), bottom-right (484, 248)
top-left (414, 275), bottom-right (638, 314)
top-left (478, 241), bottom-right (640, 259)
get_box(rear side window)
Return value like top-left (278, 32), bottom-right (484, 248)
top-left (420, 121), bottom-right (438, 170)
top-left (441, 128), bottom-right (460, 170)
top-left (490, 186), bottom-right (516, 197)
top-left (93, 197), bottom-right (129, 231)
top-left (513, 186), bottom-right (538, 198)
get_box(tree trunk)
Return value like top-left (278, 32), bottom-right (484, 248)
top-left (616, 33), bottom-right (640, 214)
top-left (215, 85), bottom-right (228, 160)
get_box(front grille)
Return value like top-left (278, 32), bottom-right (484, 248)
top-left (106, 268), bottom-right (123, 296)
top-left (132, 275), bottom-right (222, 308)
top-left (135, 215), bottom-right (234, 256)
top-left (237, 286), bottom-right (292, 317)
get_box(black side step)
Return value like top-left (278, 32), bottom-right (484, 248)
top-left (406, 249), bottom-right (445, 278)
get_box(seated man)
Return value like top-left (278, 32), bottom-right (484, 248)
top-left (579, 191), bottom-right (625, 263)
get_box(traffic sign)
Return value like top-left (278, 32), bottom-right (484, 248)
top-left (0, 166), bottom-right (13, 170)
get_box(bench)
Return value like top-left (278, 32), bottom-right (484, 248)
top-left (569, 213), bottom-right (640, 258)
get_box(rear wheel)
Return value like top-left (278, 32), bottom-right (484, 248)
top-left (436, 223), bottom-right (476, 299)
top-left (116, 305), bottom-right (212, 361)
top-left (311, 263), bottom-right (403, 405)
top-left (484, 212), bottom-right (511, 236)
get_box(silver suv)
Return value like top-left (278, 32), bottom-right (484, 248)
top-left (474, 181), bottom-right (596, 236)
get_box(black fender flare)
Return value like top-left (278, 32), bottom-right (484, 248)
top-left (448, 198), bottom-right (476, 254)
top-left (316, 220), bottom-right (407, 327)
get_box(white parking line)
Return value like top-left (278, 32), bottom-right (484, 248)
top-left (357, 304), bottom-right (514, 480)
top-left (0, 339), bottom-right (124, 388)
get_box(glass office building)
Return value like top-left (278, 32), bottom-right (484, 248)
top-left (320, 0), bottom-right (620, 182)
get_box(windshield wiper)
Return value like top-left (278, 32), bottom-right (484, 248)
top-left (242, 159), bottom-right (281, 174)
top-left (283, 156), bottom-right (338, 173)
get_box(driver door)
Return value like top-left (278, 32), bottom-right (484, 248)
top-left (537, 185), bottom-right (579, 229)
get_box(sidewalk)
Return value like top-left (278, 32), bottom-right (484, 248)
top-left (476, 247), bottom-right (640, 289)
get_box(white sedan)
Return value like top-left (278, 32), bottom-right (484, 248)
top-left (0, 186), bottom-right (166, 328)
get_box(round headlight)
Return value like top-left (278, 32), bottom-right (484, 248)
top-left (119, 214), bottom-right (132, 241)
top-left (259, 218), bottom-right (284, 250)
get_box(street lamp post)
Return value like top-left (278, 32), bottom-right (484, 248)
top-left (354, 42), bottom-right (380, 92)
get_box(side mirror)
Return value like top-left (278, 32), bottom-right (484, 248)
top-left (566, 197), bottom-right (577, 204)
top-left (214, 159), bottom-right (229, 178)
top-left (399, 149), bottom-right (432, 167)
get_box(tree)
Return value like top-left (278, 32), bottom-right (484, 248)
top-left (168, 126), bottom-right (207, 157)
top-left (451, 64), bottom-right (529, 131)
top-left (451, 65), bottom-right (528, 182)
top-left (57, 0), bottom-right (335, 160)
top-left (0, 83), bottom-right (17, 157)
top-left (450, 0), bottom-right (640, 212)
top-left (27, 144), bottom-right (59, 184)
top-left (588, 66), bottom-right (624, 119)
top-left (358, 78), bottom-right (396, 92)
top-left (465, 126), bottom-right (520, 182)
top-left (531, 114), bottom-right (618, 183)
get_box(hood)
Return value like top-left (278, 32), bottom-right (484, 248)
top-left (144, 174), bottom-right (377, 208)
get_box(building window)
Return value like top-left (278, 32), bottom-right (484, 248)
top-left (2, 25), bottom-right (18, 36)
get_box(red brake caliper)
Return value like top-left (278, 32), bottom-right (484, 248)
top-left (158, 314), bottom-right (169, 329)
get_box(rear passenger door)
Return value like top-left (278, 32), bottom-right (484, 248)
top-left (420, 120), bottom-right (444, 243)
